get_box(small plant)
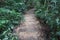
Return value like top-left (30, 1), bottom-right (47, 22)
top-left (35, 0), bottom-right (60, 40)
top-left (0, 8), bottom-right (23, 40)
top-left (0, 0), bottom-right (26, 40)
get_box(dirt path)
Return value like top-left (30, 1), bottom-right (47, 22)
top-left (14, 9), bottom-right (45, 40)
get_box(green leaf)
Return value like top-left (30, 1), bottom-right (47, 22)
top-left (56, 18), bottom-right (60, 25)
top-left (56, 31), bottom-right (60, 36)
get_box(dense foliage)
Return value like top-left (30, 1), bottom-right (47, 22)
top-left (0, 0), bottom-right (26, 12)
top-left (0, 0), bottom-right (26, 40)
top-left (24, 0), bottom-right (36, 9)
top-left (35, 0), bottom-right (60, 40)
top-left (0, 8), bottom-right (22, 40)
top-left (1, 0), bottom-right (60, 40)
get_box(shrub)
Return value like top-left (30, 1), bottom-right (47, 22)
top-left (0, 8), bottom-right (23, 40)
top-left (0, 0), bottom-right (26, 12)
top-left (0, 0), bottom-right (26, 40)
top-left (35, 0), bottom-right (60, 40)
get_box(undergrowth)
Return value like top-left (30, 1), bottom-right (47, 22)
top-left (35, 0), bottom-right (60, 40)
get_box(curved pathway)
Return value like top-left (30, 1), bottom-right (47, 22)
top-left (15, 9), bottom-right (45, 40)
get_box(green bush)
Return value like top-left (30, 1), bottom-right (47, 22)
top-left (35, 0), bottom-right (60, 40)
top-left (0, 0), bottom-right (26, 40)
top-left (0, 0), bottom-right (26, 12)
top-left (0, 8), bottom-right (23, 40)
top-left (0, 0), bottom-right (25, 40)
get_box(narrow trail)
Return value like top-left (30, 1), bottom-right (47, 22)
top-left (15, 9), bottom-right (45, 40)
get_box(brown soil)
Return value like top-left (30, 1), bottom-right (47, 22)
top-left (14, 9), bottom-right (46, 40)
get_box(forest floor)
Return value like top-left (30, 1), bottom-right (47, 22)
top-left (14, 9), bottom-right (46, 40)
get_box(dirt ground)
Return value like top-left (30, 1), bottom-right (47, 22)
top-left (14, 9), bottom-right (46, 40)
